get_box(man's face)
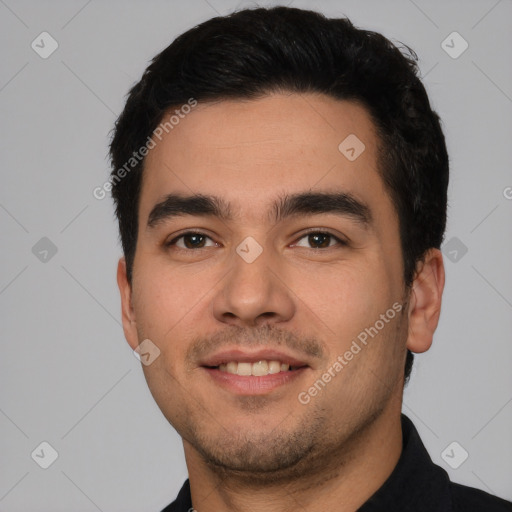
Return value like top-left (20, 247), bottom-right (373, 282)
top-left (121, 93), bottom-right (410, 477)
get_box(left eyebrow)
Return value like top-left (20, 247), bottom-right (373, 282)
top-left (271, 191), bottom-right (373, 227)
top-left (146, 191), bottom-right (373, 230)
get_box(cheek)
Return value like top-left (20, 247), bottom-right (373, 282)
top-left (132, 270), bottom-right (179, 342)
top-left (132, 262), bottom-right (216, 352)
top-left (293, 258), bottom-right (394, 341)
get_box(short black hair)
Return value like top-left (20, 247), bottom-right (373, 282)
top-left (109, 6), bottom-right (449, 385)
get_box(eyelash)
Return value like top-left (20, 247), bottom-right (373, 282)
top-left (165, 230), bottom-right (348, 250)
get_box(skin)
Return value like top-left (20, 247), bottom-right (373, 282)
top-left (117, 92), bottom-right (445, 512)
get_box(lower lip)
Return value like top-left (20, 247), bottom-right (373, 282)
top-left (202, 367), bottom-right (308, 395)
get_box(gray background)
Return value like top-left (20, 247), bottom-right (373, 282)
top-left (1, 0), bottom-right (511, 510)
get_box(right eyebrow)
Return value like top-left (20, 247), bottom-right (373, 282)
top-left (146, 194), bottom-right (232, 230)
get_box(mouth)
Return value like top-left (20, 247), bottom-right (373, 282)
top-left (199, 349), bottom-right (310, 395)
top-left (204, 360), bottom-right (307, 376)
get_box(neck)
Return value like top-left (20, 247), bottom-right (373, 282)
top-left (184, 400), bottom-right (404, 512)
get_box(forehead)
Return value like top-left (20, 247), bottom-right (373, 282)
top-left (139, 92), bottom-right (390, 224)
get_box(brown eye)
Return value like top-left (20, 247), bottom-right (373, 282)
top-left (294, 231), bottom-right (345, 249)
top-left (167, 232), bottom-right (216, 249)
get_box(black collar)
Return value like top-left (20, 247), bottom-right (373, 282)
top-left (358, 414), bottom-right (451, 511)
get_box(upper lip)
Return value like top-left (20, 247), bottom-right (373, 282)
top-left (199, 348), bottom-right (310, 368)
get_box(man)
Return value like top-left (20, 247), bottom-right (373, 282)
top-left (109, 6), bottom-right (512, 511)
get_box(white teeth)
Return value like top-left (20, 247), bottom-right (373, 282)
top-left (217, 360), bottom-right (295, 376)
top-left (226, 361), bottom-right (238, 374)
top-left (237, 362), bottom-right (252, 376)
top-left (252, 360), bottom-right (269, 376)
top-left (268, 361), bottom-right (281, 374)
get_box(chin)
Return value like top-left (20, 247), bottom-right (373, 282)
top-left (190, 424), bottom-right (318, 477)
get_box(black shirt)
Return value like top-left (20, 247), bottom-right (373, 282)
top-left (161, 414), bottom-right (512, 511)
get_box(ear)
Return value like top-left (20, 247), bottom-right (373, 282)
top-left (117, 257), bottom-right (139, 351)
top-left (406, 248), bottom-right (445, 354)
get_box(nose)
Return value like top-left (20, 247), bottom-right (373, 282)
top-left (212, 242), bottom-right (296, 328)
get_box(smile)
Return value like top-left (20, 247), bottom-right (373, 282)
top-left (212, 360), bottom-right (305, 376)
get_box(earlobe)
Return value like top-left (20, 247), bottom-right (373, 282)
top-left (117, 257), bottom-right (139, 351)
top-left (406, 249), bottom-right (445, 354)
